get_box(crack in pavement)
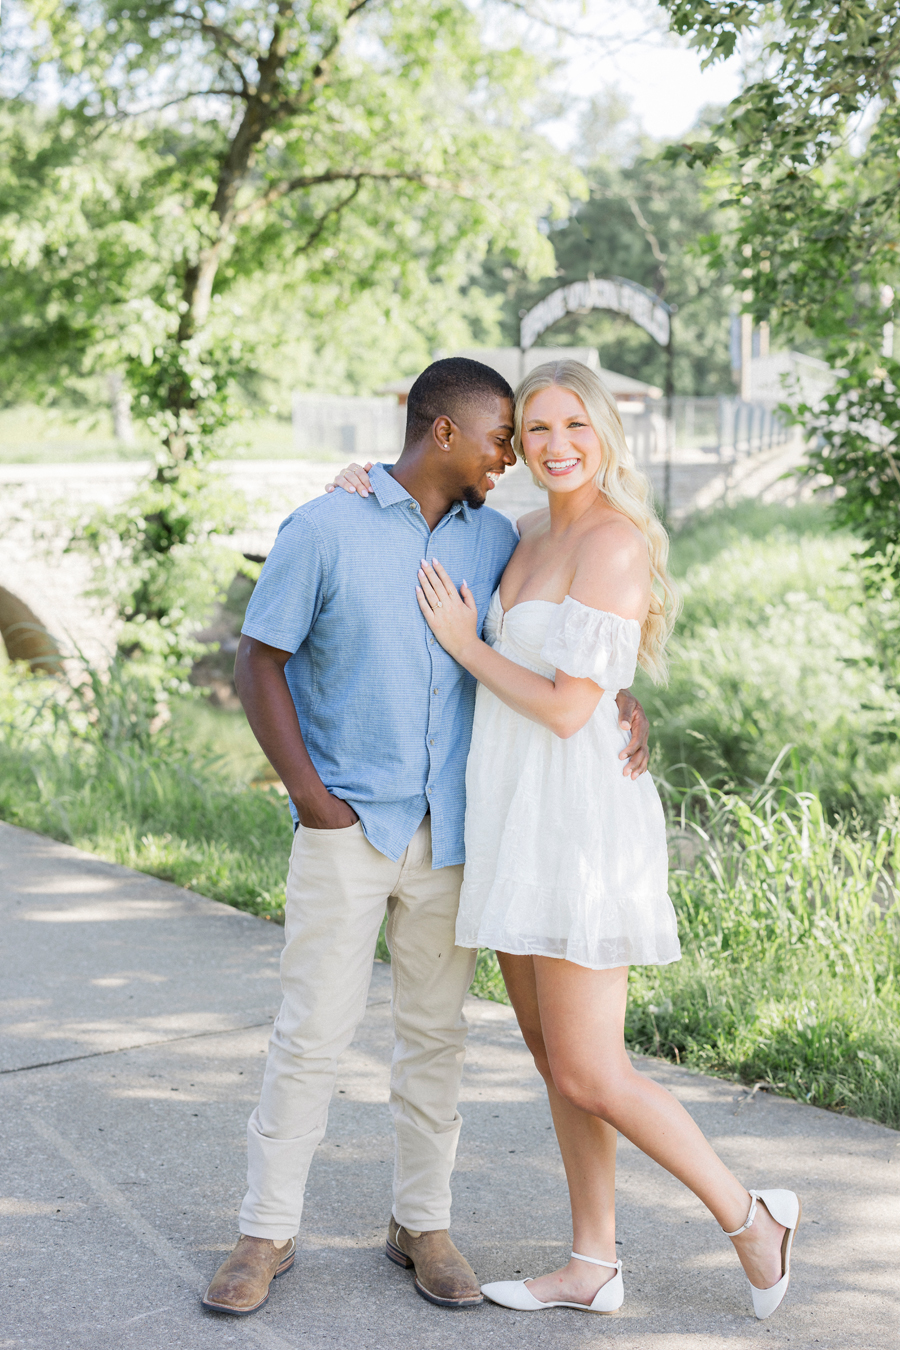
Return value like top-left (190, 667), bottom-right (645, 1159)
top-left (31, 1117), bottom-right (299, 1350)
top-left (0, 1019), bottom-right (275, 1076)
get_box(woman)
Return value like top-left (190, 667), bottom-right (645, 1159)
top-left (333, 360), bottom-right (799, 1319)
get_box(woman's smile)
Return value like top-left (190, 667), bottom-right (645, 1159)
top-left (543, 456), bottom-right (581, 477)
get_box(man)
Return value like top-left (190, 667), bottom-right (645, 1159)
top-left (202, 358), bottom-right (649, 1317)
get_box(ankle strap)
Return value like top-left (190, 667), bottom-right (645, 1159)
top-left (571, 1250), bottom-right (621, 1270)
top-left (722, 1191), bottom-right (759, 1238)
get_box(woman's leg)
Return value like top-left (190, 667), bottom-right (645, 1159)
top-left (497, 952), bottom-right (620, 1304)
top-left (532, 958), bottom-right (787, 1291)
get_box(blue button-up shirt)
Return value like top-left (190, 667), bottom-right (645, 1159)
top-left (241, 463), bottom-right (518, 868)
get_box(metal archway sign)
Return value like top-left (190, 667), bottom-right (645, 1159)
top-left (520, 276), bottom-right (671, 350)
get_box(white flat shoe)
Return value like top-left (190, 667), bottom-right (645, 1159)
top-left (481, 1250), bottom-right (624, 1313)
top-left (723, 1188), bottom-right (801, 1319)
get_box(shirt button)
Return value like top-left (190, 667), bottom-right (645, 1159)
top-left (409, 502), bottom-right (418, 511)
top-left (429, 637), bottom-right (435, 645)
top-left (427, 786), bottom-right (432, 794)
top-left (433, 687), bottom-right (439, 695)
top-left (429, 739), bottom-right (435, 746)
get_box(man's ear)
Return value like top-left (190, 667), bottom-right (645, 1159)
top-left (432, 415), bottom-right (454, 450)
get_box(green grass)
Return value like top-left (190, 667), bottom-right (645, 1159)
top-left (631, 785), bottom-right (900, 1127)
top-left (463, 788), bottom-right (900, 1127)
top-left (0, 405), bottom-right (151, 463)
top-left (0, 670), bottom-right (293, 921)
top-left (169, 698), bottom-right (270, 785)
top-left (637, 501), bottom-right (900, 818)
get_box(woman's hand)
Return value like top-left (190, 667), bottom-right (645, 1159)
top-left (416, 559), bottom-right (480, 662)
top-left (325, 461), bottom-right (374, 496)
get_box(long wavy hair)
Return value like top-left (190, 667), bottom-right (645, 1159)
top-left (514, 359), bottom-right (679, 684)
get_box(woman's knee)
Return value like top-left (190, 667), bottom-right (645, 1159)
top-left (550, 1059), bottom-right (629, 1120)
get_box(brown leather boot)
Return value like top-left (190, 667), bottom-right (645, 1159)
top-left (201, 1235), bottom-right (296, 1315)
top-left (386, 1216), bottom-right (483, 1308)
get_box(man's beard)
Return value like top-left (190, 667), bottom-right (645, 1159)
top-left (462, 483), bottom-right (487, 510)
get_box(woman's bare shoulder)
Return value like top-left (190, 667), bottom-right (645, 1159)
top-left (592, 510), bottom-right (647, 557)
top-left (572, 511), bottom-right (651, 619)
top-left (516, 506), bottom-right (550, 537)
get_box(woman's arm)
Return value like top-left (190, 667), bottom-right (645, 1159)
top-left (416, 561), bottom-right (601, 740)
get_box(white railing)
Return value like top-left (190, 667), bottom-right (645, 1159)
top-left (289, 391), bottom-right (793, 468)
top-left (674, 396), bottom-right (793, 458)
top-left (621, 396), bottom-right (793, 467)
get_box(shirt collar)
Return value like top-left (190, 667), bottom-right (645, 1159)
top-left (369, 462), bottom-right (413, 509)
top-left (370, 463), bottom-right (474, 523)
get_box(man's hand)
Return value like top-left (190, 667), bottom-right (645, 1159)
top-left (615, 689), bottom-right (650, 779)
top-left (294, 793), bottom-right (359, 830)
top-left (235, 635), bottom-right (361, 829)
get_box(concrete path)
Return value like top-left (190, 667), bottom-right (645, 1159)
top-left (2, 821), bottom-right (898, 1350)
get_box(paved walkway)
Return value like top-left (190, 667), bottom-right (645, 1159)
top-left (2, 821), bottom-right (898, 1350)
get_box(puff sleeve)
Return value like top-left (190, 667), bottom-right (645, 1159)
top-left (540, 595), bottom-right (641, 691)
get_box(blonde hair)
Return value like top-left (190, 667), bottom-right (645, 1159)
top-left (514, 360), bottom-right (679, 684)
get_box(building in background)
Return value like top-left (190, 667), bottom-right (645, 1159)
top-left (291, 346), bottom-right (823, 468)
top-left (293, 346), bottom-right (665, 460)
top-left (292, 394), bottom-right (401, 458)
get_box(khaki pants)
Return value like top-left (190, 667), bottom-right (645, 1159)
top-left (239, 816), bottom-right (474, 1240)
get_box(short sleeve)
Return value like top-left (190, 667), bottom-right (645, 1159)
top-left (241, 510), bottom-right (326, 654)
top-left (540, 595), bottom-right (641, 690)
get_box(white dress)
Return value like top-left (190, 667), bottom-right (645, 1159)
top-left (455, 589), bottom-right (681, 970)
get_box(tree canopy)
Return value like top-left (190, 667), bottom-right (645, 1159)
top-left (1, 0), bottom-right (582, 678)
top-left (1, 1), bottom-right (579, 454)
top-left (660, 1), bottom-right (900, 585)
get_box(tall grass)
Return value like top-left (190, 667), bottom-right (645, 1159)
top-left (638, 785), bottom-right (900, 1127)
top-left (471, 502), bottom-right (900, 1125)
top-left (0, 662), bottom-right (292, 921)
top-left (638, 502), bottom-right (900, 817)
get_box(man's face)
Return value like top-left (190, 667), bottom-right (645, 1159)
top-left (448, 396), bottom-right (516, 508)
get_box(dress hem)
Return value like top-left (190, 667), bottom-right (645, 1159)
top-left (456, 935), bottom-right (682, 972)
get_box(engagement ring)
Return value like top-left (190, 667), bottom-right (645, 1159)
top-left (435, 601), bottom-right (443, 608)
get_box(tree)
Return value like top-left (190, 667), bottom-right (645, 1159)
top-left (659, 1), bottom-right (900, 589)
top-left (1, 1), bottom-right (579, 674)
top-left (3, 2), bottom-right (577, 449)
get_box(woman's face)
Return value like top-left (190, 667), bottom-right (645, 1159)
top-left (520, 385), bottom-right (604, 493)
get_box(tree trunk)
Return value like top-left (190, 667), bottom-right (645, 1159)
top-left (107, 372), bottom-right (135, 446)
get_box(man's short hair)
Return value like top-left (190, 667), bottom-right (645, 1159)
top-left (405, 358), bottom-right (513, 445)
